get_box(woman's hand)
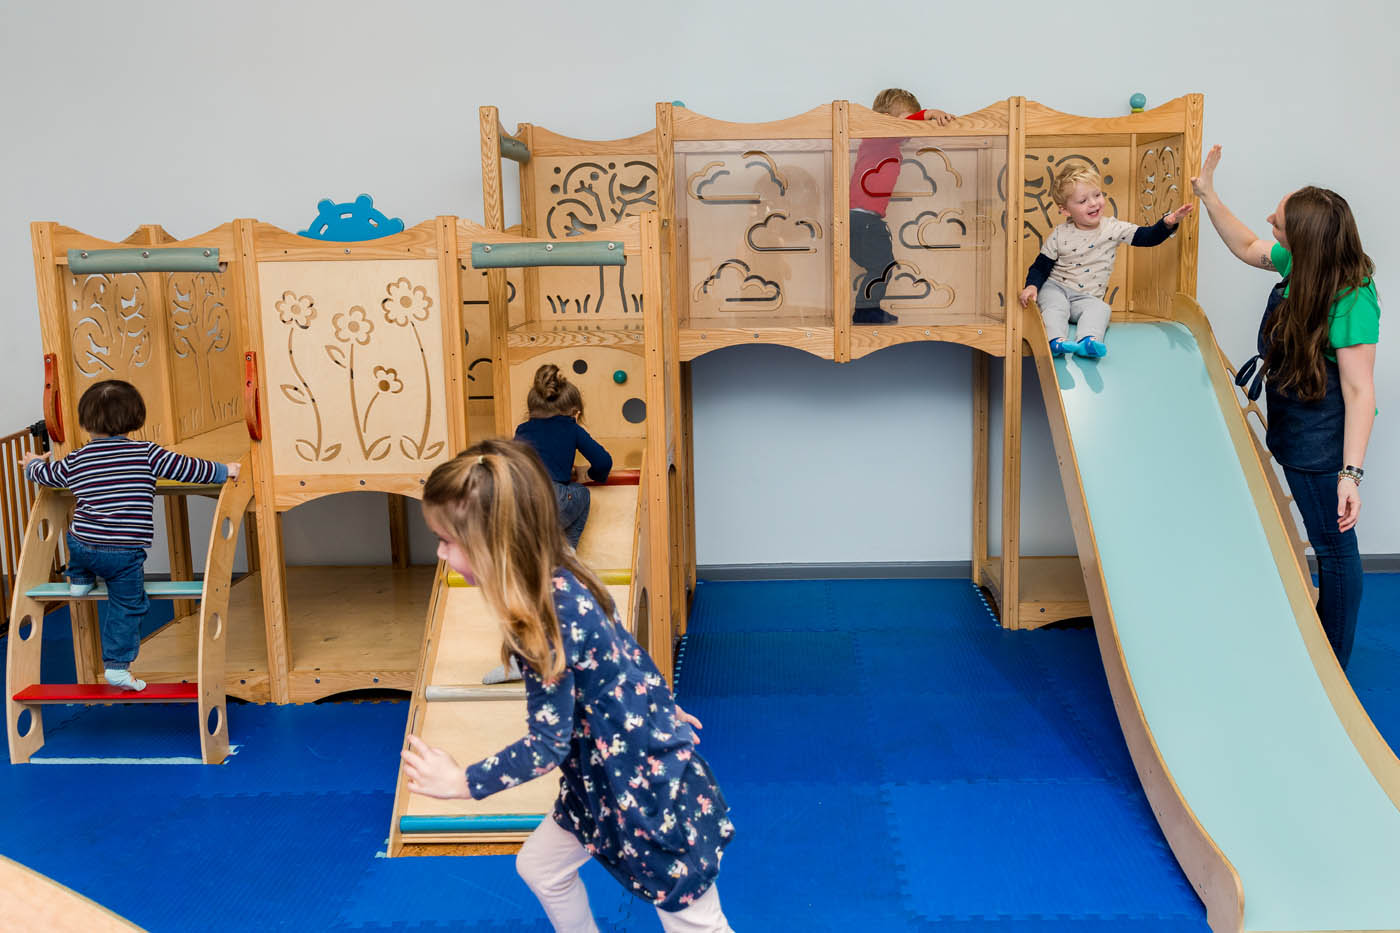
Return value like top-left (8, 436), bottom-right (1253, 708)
top-left (1018, 285), bottom-right (1038, 308)
top-left (674, 704), bottom-right (703, 744)
top-left (1338, 478), bottom-right (1361, 532)
top-left (1191, 144), bottom-right (1221, 200)
top-left (401, 735), bottom-right (471, 799)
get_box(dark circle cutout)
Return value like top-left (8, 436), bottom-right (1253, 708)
top-left (572, 359), bottom-right (588, 375)
top-left (622, 398), bottom-right (647, 424)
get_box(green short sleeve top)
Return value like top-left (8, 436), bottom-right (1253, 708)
top-left (1270, 242), bottom-right (1380, 360)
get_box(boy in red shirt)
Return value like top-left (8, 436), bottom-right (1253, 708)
top-left (851, 88), bottom-right (953, 324)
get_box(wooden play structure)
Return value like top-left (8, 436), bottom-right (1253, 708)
top-left (1, 854), bottom-right (144, 932)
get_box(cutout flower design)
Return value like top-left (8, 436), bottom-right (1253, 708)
top-left (275, 291), bottom-right (317, 328)
top-left (382, 278), bottom-right (432, 326)
top-left (332, 306), bottom-right (374, 345)
top-left (373, 366), bottom-right (403, 394)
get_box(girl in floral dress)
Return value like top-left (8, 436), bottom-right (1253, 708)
top-left (402, 439), bottom-right (735, 932)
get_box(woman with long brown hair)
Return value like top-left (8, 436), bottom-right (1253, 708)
top-left (1192, 145), bottom-right (1380, 670)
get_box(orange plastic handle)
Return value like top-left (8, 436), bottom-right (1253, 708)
top-left (243, 351), bottom-right (262, 441)
top-left (42, 353), bottom-right (65, 444)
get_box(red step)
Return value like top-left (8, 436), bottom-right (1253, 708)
top-left (13, 683), bottom-right (199, 704)
top-left (583, 469), bottom-right (640, 487)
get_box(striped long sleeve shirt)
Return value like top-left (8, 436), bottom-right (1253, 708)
top-left (26, 436), bottom-right (228, 548)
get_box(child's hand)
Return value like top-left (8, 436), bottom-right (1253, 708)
top-left (1018, 285), bottom-right (1038, 308)
top-left (674, 705), bottom-right (703, 745)
top-left (21, 451), bottom-right (49, 469)
top-left (1190, 144), bottom-right (1221, 200)
top-left (401, 735), bottom-right (471, 799)
top-left (922, 109), bottom-right (954, 126)
top-left (1164, 203), bottom-right (1194, 227)
top-left (225, 462), bottom-right (241, 481)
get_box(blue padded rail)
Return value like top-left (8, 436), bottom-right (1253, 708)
top-left (26, 581), bottom-right (204, 600)
top-left (399, 814), bottom-right (544, 833)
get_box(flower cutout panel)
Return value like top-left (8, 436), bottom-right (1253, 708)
top-left (858, 137), bottom-right (1007, 322)
top-left (258, 260), bottom-right (450, 476)
top-left (166, 271), bottom-right (241, 440)
top-left (676, 141), bottom-right (832, 326)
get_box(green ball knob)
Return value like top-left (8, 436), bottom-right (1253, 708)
top-left (613, 370), bottom-right (628, 385)
top-left (671, 99), bottom-right (686, 108)
top-left (1129, 92), bottom-right (1147, 113)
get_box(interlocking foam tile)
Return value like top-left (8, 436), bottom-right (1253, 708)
top-left (865, 685), bottom-right (1107, 783)
top-left (853, 626), bottom-right (1051, 697)
top-left (11, 791), bottom-right (390, 932)
top-left (670, 693), bottom-right (879, 784)
top-left (826, 578), bottom-right (995, 632)
top-left (1355, 687), bottom-right (1400, 750)
top-left (28, 701), bottom-right (209, 760)
top-left (905, 917), bottom-right (1209, 932)
top-left (1357, 574), bottom-right (1400, 653)
top-left (710, 780), bottom-right (916, 932)
top-left (687, 580), bottom-right (833, 633)
top-left (885, 780), bottom-right (1199, 921)
top-left (675, 631), bottom-right (862, 698)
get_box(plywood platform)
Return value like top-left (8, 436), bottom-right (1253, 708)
top-left (134, 565), bottom-right (435, 702)
top-left (980, 555), bottom-right (1089, 628)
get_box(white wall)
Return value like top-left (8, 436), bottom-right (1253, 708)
top-left (2, 0), bottom-right (1395, 569)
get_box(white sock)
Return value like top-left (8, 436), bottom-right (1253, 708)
top-left (104, 669), bottom-right (147, 691)
top-left (70, 582), bottom-right (93, 596)
top-left (481, 656), bottom-right (523, 685)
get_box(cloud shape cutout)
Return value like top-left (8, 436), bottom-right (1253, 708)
top-left (859, 148), bottom-right (965, 202)
top-left (693, 259), bottom-right (783, 311)
top-left (863, 261), bottom-right (955, 309)
top-left (687, 151), bottom-right (789, 204)
top-left (897, 209), bottom-right (973, 250)
top-left (746, 211), bottom-right (824, 253)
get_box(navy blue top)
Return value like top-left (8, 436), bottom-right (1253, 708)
top-left (515, 415), bottom-right (612, 484)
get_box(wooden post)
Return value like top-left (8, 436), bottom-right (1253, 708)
top-left (971, 351), bottom-right (990, 583)
top-left (235, 219), bottom-right (293, 703)
top-left (1180, 94), bottom-right (1205, 298)
top-left (1000, 98), bottom-right (1026, 629)
top-left (387, 495), bottom-right (410, 568)
top-left (680, 362), bottom-right (697, 600)
top-left (832, 100), bottom-right (852, 363)
top-left (640, 211), bottom-right (673, 681)
top-left (163, 496), bottom-right (197, 620)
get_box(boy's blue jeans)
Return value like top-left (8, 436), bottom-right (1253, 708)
top-left (66, 532), bottom-right (148, 669)
top-left (1280, 468), bottom-right (1363, 670)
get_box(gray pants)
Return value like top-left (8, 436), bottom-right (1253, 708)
top-left (1038, 279), bottom-right (1110, 342)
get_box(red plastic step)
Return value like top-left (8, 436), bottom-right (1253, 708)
top-left (13, 683), bottom-right (199, 704)
top-left (584, 469), bottom-right (640, 487)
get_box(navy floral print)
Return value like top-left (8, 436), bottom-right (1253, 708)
top-left (465, 568), bottom-right (734, 911)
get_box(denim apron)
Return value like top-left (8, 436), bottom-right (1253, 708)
top-left (1234, 276), bottom-right (1345, 471)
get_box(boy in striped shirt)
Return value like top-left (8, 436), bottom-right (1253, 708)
top-left (23, 380), bottom-right (240, 691)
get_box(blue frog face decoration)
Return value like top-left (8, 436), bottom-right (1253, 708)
top-left (299, 194), bottom-right (404, 241)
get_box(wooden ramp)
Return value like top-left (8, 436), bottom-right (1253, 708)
top-left (388, 473), bottom-right (643, 852)
top-left (1027, 299), bottom-right (1400, 933)
top-left (0, 854), bottom-right (144, 932)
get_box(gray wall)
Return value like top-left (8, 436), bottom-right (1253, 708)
top-left (1, 0), bottom-right (1394, 570)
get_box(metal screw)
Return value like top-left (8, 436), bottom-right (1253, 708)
top-left (806, 331), bottom-right (812, 337)
top-left (545, 243), bottom-right (554, 251)
top-left (203, 249), bottom-right (211, 257)
top-left (80, 251), bottom-right (88, 258)
top-left (607, 242), bottom-right (616, 250)
top-left (924, 329), bottom-right (930, 335)
top-left (344, 248), bottom-right (350, 254)
top-left (483, 244), bottom-right (492, 252)
top-left (977, 329), bottom-right (983, 335)
top-left (359, 479), bottom-right (366, 486)
top-left (753, 332), bottom-right (759, 338)
top-left (141, 250), bottom-right (150, 258)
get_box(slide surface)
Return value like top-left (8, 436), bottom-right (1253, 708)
top-left (1030, 307), bottom-right (1400, 932)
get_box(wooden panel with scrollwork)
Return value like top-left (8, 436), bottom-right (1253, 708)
top-left (457, 263), bottom-right (524, 441)
top-left (166, 271), bottom-right (241, 442)
top-left (529, 156), bottom-right (658, 322)
top-left (1132, 136), bottom-right (1185, 312)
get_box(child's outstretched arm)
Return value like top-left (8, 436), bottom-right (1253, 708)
top-left (918, 108), bottom-right (954, 126)
top-left (22, 450), bottom-right (65, 488)
top-left (1191, 144), bottom-right (1274, 270)
top-left (149, 446), bottom-right (229, 485)
top-left (1020, 254), bottom-right (1056, 307)
top-left (575, 424), bottom-right (612, 484)
top-left (1129, 204), bottom-right (1194, 248)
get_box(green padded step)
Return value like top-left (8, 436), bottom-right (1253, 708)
top-left (26, 581), bottom-right (204, 600)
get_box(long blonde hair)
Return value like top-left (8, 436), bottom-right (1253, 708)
top-left (423, 439), bottom-right (616, 681)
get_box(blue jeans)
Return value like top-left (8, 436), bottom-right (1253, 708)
top-left (1281, 468), bottom-right (1362, 669)
top-left (553, 481), bottom-right (590, 550)
top-left (849, 209), bottom-right (896, 320)
top-left (66, 532), bottom-right (149, 669)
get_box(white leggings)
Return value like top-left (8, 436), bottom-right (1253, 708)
top-left (1038, 278), bottom-right (1111, 342)
top-left (516, 816), bottom-right (733, 932)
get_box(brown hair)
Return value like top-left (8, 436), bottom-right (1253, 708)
top-left (872, 88), bottom-right (921, 116)
top-left (77, 379), bottom-right (146, 436)
top-left (1052, 163), bottom-right (1103, 207)
top-left (1264, 186), bottom-right (1374, 401)
top-left (526, 363), bottom-right (584, 421)
top-left (422, 438), bottom-right (616, 681)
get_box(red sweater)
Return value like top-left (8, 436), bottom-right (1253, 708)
top-left (850, 110), bottom-right (926, 216)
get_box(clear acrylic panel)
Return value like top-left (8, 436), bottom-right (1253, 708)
top-left (675, 139), bottom-right (833, 328)
top-left (851, 135), bottom-right (1008, 326)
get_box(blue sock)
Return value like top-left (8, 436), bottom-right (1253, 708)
top-left (1050, 338), bottom-right (1071, 357)
top-left (1074, 337), bottom-right (1107, 359)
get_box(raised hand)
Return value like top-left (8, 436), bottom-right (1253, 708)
top-left (1165, 203), bottom-right (1194, 226)
top-left (1191, 144), bottom-right (1222, 199)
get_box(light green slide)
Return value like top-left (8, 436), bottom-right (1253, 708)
top-left (1025, 298), bottom-right (1400, 933)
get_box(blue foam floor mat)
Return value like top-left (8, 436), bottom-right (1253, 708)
top-left (2, 575), bottom-right (1397, 930)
